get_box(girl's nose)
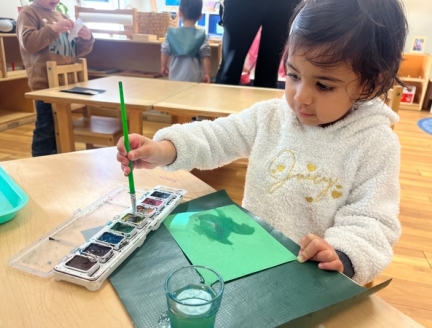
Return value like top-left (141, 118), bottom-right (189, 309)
top-left (294, 83), bottom-right (313, 105)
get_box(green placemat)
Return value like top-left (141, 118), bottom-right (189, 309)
top-left (110, 190), bottom-right (390, 327)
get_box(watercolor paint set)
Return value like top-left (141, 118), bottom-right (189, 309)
top-left (9, 185), bottom-right (186, 291)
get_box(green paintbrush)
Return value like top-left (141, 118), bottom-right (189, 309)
top-left (118, 81), bottom-right (136, 216)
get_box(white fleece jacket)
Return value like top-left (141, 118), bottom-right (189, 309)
top-left (154, 98), bottom-right (401, 285)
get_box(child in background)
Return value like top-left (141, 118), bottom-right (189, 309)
top-left (161, 0), bottom-right (211, 83)
top-left (118, 0), bottom-right (407, 285)
top-left (17, 0), bottom-right (94, 157)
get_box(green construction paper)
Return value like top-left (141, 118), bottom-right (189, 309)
top-left (164, 204), bottom-right (296, 282)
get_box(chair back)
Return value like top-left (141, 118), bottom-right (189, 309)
top-left (384, 85), bottom-right (403, 130)
top-left (385, 86), bottom-right (403, 114)
top-left (46, 58), bottom-right (122, 150)
top-left (46, 58), bottom-right (88, 88)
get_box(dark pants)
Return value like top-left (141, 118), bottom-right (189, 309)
top-left (216, 0), bottom-right (300, 88)
top-left (32, 100), bottom-right (57, 157)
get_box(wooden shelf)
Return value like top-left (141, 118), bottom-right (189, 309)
top-left (88, 69), bottom-right (122, 77)
top-left (399, 102), bottom-right (422, 111)
top-left (0, 110), bottom-right (35, 132)
top-left (0, 34), bottom-right (36, 131)
top-left (84, 37), bottom-right (221, 79)
top-left (87, 69), bottom-right (161, 79)
top-left (401, 77), bottom-right (424, 82)
top-left (398, 53), bottom-right (432, 111)
top-left (5, 70), bottom-right (27, 78)
top-left (119, 70), bottom-right (162, 78)
top-left (0, 73), bottom-right (28, 82)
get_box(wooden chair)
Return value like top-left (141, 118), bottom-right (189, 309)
top-left (46, 58), bottom-right (123, 149)
top-left (386, 86), bottom-right (403, 114)
top-left (385, 86), bottom-right (403, 129)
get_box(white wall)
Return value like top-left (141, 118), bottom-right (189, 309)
top-left (402, 0), bottom-right (432, 54)
top-left (128, 0), bottom-right (166, 12)
top-left (1, 0), bottom-right (77, 20)
top-left (1, 0), bottom-right (164, 20)
top-left (1, 0), bottom-right (431, 53)
top-left (2, 0), bottom-right (28, 19)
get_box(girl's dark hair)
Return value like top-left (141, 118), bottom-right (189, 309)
top-left (180, 0), bottom-right (203, 21)
top-left (285, 0), bottom-right (408, 101)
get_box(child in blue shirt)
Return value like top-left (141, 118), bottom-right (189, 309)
top-left (161, 0), bottom-right (211, 83)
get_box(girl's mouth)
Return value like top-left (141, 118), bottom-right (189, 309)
top-left (297, 111), bottom-right (314, 117)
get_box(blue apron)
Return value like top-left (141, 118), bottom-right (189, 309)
top-left (167, 27), bottom-right (206, 57)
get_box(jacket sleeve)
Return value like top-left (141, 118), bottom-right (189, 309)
top-left (199, 36), bottom-right (211, 59)
top-left (324, 129), bottom-right (401, 285)
top-left (161, 34), bottom-right (171, 55)
top-left (153, 101), bottom-right (275, 171)
top-left (17, 10), bottom-right (60, 53)
top-left (75, 33), bottom-right (95, 57)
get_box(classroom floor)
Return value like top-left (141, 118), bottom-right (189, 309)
top-left (0, 109), bottom-right (432, 327)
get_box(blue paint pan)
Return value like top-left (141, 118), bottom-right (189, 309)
top-left (0, 166), bottom-right (29, 224)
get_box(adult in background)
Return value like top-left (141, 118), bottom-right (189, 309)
top-left (216, 0), bottom-right (301, 88)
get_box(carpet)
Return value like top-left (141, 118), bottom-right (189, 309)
top-left (418, 118), bottom-right (432, 135)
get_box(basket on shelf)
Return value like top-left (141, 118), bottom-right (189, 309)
top-left (125, 12), bottom-right (178, 39)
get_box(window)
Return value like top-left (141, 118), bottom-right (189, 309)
top-left (208, 14), bottom-right (223, 36)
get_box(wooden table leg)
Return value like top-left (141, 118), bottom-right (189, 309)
top-left (128, 109), bottom-right (144, 134)
top-left (52, 103), bottom-right (75, 153)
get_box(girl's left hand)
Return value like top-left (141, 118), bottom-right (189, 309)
top-left (78, 26), bottom-right (92, 40)
top-left (297, 234), bottom-right (343, 272)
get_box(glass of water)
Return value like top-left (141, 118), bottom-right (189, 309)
top-left (163, 265), bottom-right (224, 328)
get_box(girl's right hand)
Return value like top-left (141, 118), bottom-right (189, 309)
top-left (116, 134), bottom-right (177, 175)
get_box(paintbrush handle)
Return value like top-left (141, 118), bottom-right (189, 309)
top-left (119, 81), bottom-right (136, 195)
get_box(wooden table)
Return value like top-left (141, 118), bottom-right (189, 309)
top-left (25, 76), bottom-right (196, 153)
top-left (154, 83), bottom-right (285, 123)
top-left (0, 148), bottom-right (422, 327)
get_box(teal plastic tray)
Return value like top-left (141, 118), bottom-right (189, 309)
top-left (0, 166), bottom-right (29, 224)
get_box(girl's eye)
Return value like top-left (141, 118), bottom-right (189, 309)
top-left (287, 73), bottom-right (300, 81)
top-left (317, 82), bottom-right (334, 92)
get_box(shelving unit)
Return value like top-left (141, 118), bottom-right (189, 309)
top-left (398, 53), bottom-right (432, 111)
top-left (84, 36), bottom-right (221, 79)
top-left (0, 34), bottom-right (36, 131)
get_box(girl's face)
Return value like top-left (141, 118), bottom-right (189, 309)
top-left (284, 48), bottom-right (363, 126)
top-left (34, 0), bottom-right (59, 11)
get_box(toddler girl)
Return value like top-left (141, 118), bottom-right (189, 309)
top-left (117, 0), bottom-right (407, 285)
